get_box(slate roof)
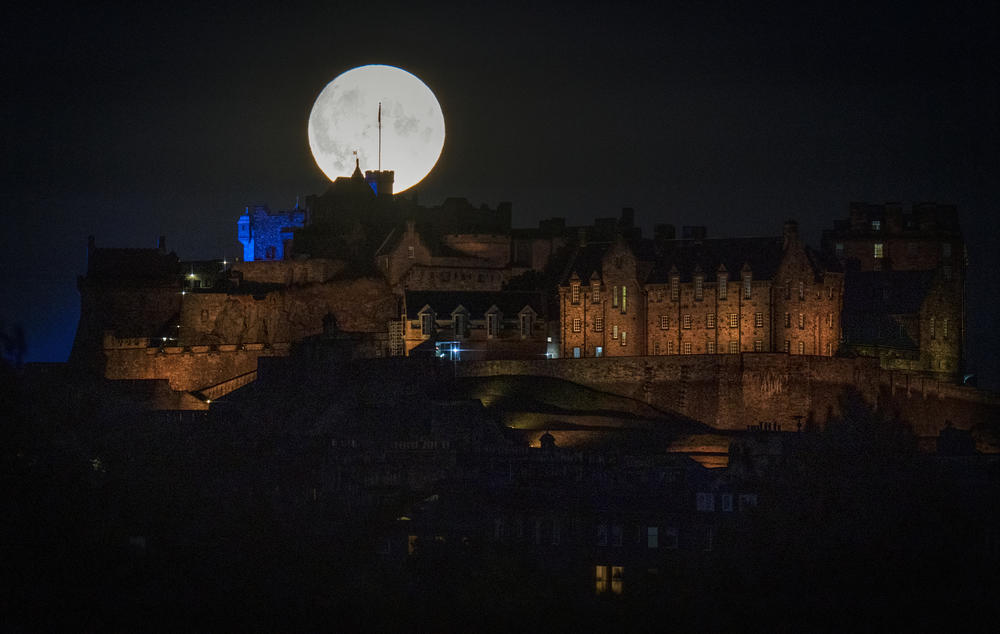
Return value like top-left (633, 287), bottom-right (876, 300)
top-left (404, 290), bottom-right (546, 319)
top-left (646, 237), bottom-right (786, 284)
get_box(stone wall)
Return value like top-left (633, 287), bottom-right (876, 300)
top-left (454, 354), bottom-right (999, 438)
top-left (102, 344), bottom-right (282, 392)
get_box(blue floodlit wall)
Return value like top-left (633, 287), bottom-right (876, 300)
top-left (237, 205), bottom-right (306, 261)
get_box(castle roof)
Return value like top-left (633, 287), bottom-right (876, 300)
top-left (404, 290), bottom-right (546, 320)
top-left (647, 237), bottom-right (785, 283)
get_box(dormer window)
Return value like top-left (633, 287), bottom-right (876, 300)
top-left (694, 276), bottom-right (703, 301)
top-left (453, 310), bottom-right (469, 338)
top-left (592, 282), bottom-right (600, 303)
top-left (571, 283), bottom-right (581, 304)
top-left (798, 281), bottom-right (805, 301)
top-left (671, 275), bottom-right (680, 301)
top-left (519, 312), bottom-right (534, 338)
top-left (718, 275), bottom-right (728, 300)
top-left (743, 273), bottom-right (752, 299)
top-left (419, 310), bottom-right (435, 338)
top-left (487, 310), bottom-right (502, 338)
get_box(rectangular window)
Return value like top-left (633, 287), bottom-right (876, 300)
top-left (784, 312), bottom-right (791, 328)
top-left (943, 318), bottom-right (949, 339)
top-left (798, 281), bottom-right (805, 300)
top-left (612, 324), bottom-right (619, 339)
top-left (721, 494), bottom-right (733, 512)
top-left (784, 340), bottom-right (790, 353)
top-left (719, 281), bottom-right (727, 300)
top-left (613, 286), bottom-right (619, 307)
top-left (572, 318), bottom-right (582, 333)
top-left (683, 341), bottom-right (692, 354)
top-left (729, 341), bottom-right (739, 354)
top-left (798, 341), bottom-right (805, 355)
top-left (647, 526), bottom-right (658, 549)
top-left (420, 314), bottom-right (434, 337)
top-left (835, 242), bottom-right (844, 256)
top-left (520, 314), bottom-right (533, 338)
top-left (455, 314), bottom-right (468, 338)
top-left (827, 313), bottom-right (833, 328)
top-left (572, 284), bottom-right (580, 304)
top-left (621, 286), bottom-right (627, 314)
top-left (707, 313), bottom-right (716, 328)
top-left (872, 219), bottom-right (881, 231)
top-left (694, 277), bottom-right (703, 300)
top-left (798, 313), bottom-right (805, 329)
top-left (595, 565), bottom-right (608, 595)
top-left (660, 315), bottom-right (670, 329)
top-left (696, 492), bottom-right (715, 512)
top-left (612, 524), bottom-right (623, 547)
top-left (621, 331), bottom-right (627, 346)
top-left (488, 314), bottom-right (501, 337)
top-left (573, 347), bottom-right (581, 358)
top-left (874, 242), bottom-right (884, 259)
top-left (683, 314), bottom-right (692, 329)
top-left (671, 280), bottom-right (679, 302)
top-left (825, 341), bottom-right (832, 355)
top-left (743, 275), bottom-right (752, 299)
top-left (407, 246), bottom-right (415, 259)
top-left (592, 284), bottom-right (600, 303)
top-left (655, 288), bottom-right (664, 303)
top-left (754, 312), bottom-right (763, 328)
top-left (664, 527), bottom-right (679, 549)
top-left (654, 342), bottom-right (660, 355)
top-left (754, 340), bottom-right (763, 352)
top-left (707, 341), bottom-right (716, 354)
top-left (930, 316), bottom-right (935, 339)
top-left (668, 341), bottom-right (675, 355)
top-left (594, 316), bottom-right (604, 332)
top-left (597, 524), bottom-right (608, 546)
top-left (729, 313), bottom-right (738, 328)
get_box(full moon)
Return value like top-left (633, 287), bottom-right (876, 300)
top-left (308, 65), bottom-right (446, 193)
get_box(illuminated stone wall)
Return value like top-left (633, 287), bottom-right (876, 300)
top-left (455, 354), bottom-right (999, 439)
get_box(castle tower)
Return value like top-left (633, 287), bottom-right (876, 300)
top-left (365, 169), bottom-right (394, 197)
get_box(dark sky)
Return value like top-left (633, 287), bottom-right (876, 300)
top-left (2, 1), bottom-right (998, 382)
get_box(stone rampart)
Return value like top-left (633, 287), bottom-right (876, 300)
top-left (102, 343), bottom-right (284, 392)
top-left (455, 354), bottom-right (999, 437)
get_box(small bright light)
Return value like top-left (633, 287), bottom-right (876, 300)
top-left (206, 399), bottom-right (211, 404)
top-left (181, 291), bottom-right (187, 295)
top-left (162, 337), bottom-right (167, 341)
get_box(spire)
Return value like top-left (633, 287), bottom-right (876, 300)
top-left (351, 151), bottom-right (363, 179)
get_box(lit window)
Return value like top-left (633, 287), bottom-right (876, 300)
top-left (407, 246), bottom-right (415, 259)
top-left (707, 341), bottom-right (716, 354)
top-left (798, 341), bottom-right (805, 355)
top-left (595, 565), bottom-right (609, 595)
top-left (572, 284), bottom-right (580, 304)
top-left (718, 279), bottom-right (727, 300)
top-left (729, 313), bottom-right (738, 328)
top-left (707, 313), bottom-right (716, 328)
top-left (592, 284), bottom-right (600, 303)
top-left (784, 340), bottom-right (790, 353)
top-left (612, 324), bottom-right (619, 339)
top-left (613, 286), bottom-right (619, 307)
top-left (798, 313), bottom-right (805, 329)
top-left (660, 315), bottom-right (670, 329)
top-left (621, 286), bottom-right (627, 314)
top-left (683, 314), bottom-right (692, 329)
top-left (572, 318), bottom-right (582, 333)
top-left (694, 276), bottom-right (703, 300)
top-left (754, 312), bottom-right (763, 328)
top-left (611, 566), bottom-right (624, 595)
top-left (729, 341), bottom-right (738, 354)
top-left (872, 219), bottom-right (881, 231)
top-left (621, 331), bottom-right (627, 346)
top-left (784, 312), bottom-right (791, 328)
top-left (594, 316), bottom-right (604, 332)
top-left (754, 340), bottom-right (763, 352)
top-left (874, 242), bottom-right (884, 259)
top-left (683, 341), bottom-right (692, 354)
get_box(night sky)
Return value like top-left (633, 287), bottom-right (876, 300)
top-left (3, 1), bottom-right (998, 384)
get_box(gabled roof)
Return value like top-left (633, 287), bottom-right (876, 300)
top-left (647, 237), bottom-right (785, 283)
top-left (404, 290), bottom-right (547, 320)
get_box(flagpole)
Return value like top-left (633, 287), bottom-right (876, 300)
top-left (378, 102), bottom-right (382, 172)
